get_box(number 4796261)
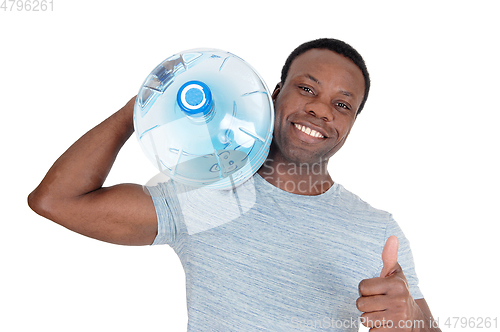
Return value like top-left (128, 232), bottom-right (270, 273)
top-left (1, 0), bottom-right (54, 11)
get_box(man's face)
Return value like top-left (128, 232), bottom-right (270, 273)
top-left (271, 49), bottom-right (365, 165)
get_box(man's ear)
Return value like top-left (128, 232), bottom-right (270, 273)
top-left (271, 83), bottom-right (282, 102)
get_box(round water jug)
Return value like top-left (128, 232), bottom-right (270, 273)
top-left (134, 48), bottom-right (274, 190)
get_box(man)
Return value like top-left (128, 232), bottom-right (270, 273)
top-left (28, 38), bottom-right (440, 331)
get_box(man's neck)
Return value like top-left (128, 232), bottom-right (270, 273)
top-left (257, 151), bottom-right (333, 196)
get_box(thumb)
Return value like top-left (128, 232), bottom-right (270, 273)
top-left (380, 235), bottom-right (399, 277)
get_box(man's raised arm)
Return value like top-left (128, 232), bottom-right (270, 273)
top-left (27, 97), bottom-right (158, 246)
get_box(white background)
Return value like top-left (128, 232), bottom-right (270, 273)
top-left (2, 1), bottom-right (499, 331)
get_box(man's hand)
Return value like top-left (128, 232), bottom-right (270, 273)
top-left (356, 236), bottom-right (430, 331)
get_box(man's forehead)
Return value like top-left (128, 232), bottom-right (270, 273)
top-left (289, 50), bottom-right (364, 87)
top-left (285, 50), bottom-right (365, 108)
top-left (289, 49), bottom-right (360, 74)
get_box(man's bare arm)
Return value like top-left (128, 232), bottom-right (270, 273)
top-left (27, 97), bottom-right (158, 246)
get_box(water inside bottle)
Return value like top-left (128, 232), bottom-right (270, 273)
top-left (134, 49), bottom-right (274, 189)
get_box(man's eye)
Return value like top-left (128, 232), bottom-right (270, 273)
top-left (337, 102), bottom-right (350, 110)
top-left (300, 86), bottom-right (313, 94)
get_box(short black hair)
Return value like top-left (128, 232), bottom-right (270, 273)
top-left (280, 38), bottom-right (370, 115)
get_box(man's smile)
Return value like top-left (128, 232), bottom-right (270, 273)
top-left (291, 122), bottom-right (329, 144)
top-left (294, 123), bottom-right (325, 138)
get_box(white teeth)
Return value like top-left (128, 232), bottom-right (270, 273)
top-left (294, 123), bottom-right (324, 138)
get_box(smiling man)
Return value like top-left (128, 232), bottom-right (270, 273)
top-left (28, 38), bottom-right (440, 331)
top-left (257, 39), bottom-right (440, 331)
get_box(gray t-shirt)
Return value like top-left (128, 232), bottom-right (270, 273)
top-left (147, 174), bottom-right (423, 331)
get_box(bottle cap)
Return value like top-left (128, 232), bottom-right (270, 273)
top-left (177, 80), bottom-right (213, 116)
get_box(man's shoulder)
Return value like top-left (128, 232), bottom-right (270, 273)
top-left (334, 183), bottom-right (393, 222)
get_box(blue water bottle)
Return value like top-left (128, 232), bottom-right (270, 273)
top-left (133, 49), bottom-right (274, 189)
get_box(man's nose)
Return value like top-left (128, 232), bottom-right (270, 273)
top-left (306, 101), bottom-right (333, 122)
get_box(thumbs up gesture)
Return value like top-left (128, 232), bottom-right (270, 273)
top-left (356, 236), bottom-right (422, 331)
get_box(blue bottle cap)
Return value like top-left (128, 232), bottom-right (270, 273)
top-left (177, 80), bottom-right (213, 116)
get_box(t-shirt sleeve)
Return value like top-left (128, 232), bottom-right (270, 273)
top-left (382, 215), bottom-right (424, 300)
top-left (145, 181), bottom-right (183, 246)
